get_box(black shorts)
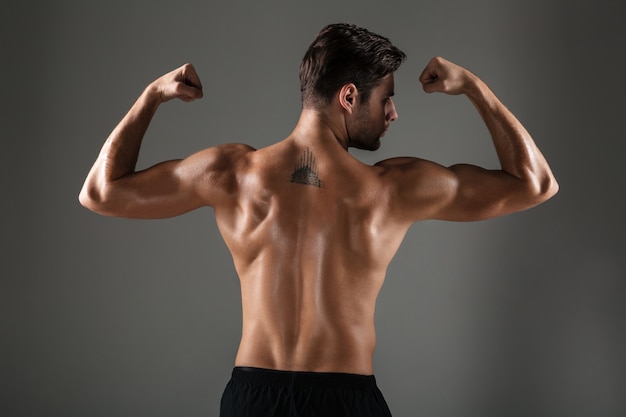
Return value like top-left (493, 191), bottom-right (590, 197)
top-left (220, 367), bottom-right (393, 417)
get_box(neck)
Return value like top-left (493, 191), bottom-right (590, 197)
top-left (291, 108), bottom-right (349, 150)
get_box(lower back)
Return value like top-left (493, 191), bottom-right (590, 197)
top-left (234, 277), bottom-right (379, 375)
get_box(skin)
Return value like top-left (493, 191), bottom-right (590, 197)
top-left (80, 57), bottom-right (558, 376)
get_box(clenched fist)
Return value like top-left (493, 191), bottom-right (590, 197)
top-left (418, 57), bottom-right (475, 95)
top-left (149, 63), bottom-right (204, 103)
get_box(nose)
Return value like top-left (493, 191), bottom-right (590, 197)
top-left (387, 99), bottom-right (398, 122)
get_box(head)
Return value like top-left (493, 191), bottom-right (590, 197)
top-left (299, 24), bottom-right (406, 150)
top-left (343, 72), bottom-right (398, 150)
top-left (299, 23), bottom-right (406, 110)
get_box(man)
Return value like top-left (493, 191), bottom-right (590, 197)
top-left (80, 23), bottom-right (558, 417)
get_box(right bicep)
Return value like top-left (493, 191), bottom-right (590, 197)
top-left (382, 158), bottom-right (529, 223)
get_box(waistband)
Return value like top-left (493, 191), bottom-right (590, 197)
top-left (231, 367), bottom-right (377, 389)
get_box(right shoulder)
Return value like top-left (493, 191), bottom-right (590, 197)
top-left (375, 156), bottom-right (458, 223)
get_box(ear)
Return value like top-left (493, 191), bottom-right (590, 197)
top-left (338, 83), bottom-right (358, 113)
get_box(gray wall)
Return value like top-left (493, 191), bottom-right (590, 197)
top-left (2, 1), bottom-right (625, 416)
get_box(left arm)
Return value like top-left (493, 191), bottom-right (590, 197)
top-left (79, 64), bottom-right (245, 218)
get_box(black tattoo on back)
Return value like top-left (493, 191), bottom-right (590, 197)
top-left (289, 148), bottom-right (324, 188)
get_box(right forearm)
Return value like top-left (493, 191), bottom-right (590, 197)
top-left (464, 75), bottom-right (557, 195)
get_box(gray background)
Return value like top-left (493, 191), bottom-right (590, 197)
top-left (2, 0), bottom-right (625, 416)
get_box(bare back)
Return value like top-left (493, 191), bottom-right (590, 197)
top-left (213, 139), bottom-right (409, 375)
top-left (80, 58), bottom-right (557, 378)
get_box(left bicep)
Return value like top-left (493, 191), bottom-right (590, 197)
top-left (99, 146), bottom-right (242, 219)
top-left (101, 158), bottom-right (205, 219)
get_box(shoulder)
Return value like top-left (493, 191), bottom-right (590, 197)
top-left (184, 143), bottom-right (257, 179)
top-left (374, 156), bottom-right (458, 222)
top-left (375, 156), bottom-right (455, 184)
top-left (181, 143), bottom-right (257, 205)
top-left (191, 143), bottom-right (256, 167)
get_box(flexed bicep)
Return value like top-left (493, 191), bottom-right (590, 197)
top-left (386, 57), bottom-right (558, 223)
top-left (433, 164), bottom-right (537, 221)
top-left (381, 157), bottom-right (544, 224)
top-left (81, 156), bottom-right (204, 219)
top-left (81, 144), bottom-right (251, 219)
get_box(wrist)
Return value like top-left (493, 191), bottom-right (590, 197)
top-left (143, 82), bottom-right (166, 105)
top-left (462, 71), bottom-right (482, 97)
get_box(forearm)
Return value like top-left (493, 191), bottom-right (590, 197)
top-left (464, 75), bottom-right (557, 195)
top-left (99, 85), bottom-right (161, 180)
top-left (80, 85), bottom-right (161, 206)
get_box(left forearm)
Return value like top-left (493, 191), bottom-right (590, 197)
top-left (80, 85), bottom-right (161, 208)
top-left (100, 85), bottom-right (161, 181)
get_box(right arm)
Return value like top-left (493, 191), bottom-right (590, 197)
top-left (379, 57), bottom-right (558, 223)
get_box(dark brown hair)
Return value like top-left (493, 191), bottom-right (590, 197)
top-left (299, 23), bottom-right (406, 109)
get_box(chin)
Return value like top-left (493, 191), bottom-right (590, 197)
top-left (349, 134), bottom-right (382, 151)
top-left (370, 141), bottom-right (381, 151)
top-left (352, 142), bottom-right (380, 151)
top-left (367, 139), bottom-right (382, 151)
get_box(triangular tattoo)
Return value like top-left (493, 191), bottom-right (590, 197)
top-left (289, 148), bottom-right (324, 188)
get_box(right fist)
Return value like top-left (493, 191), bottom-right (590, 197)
top-left (418, 57), bottom-right (473, 95)
top-left (151, 63), bottom-right (204, 103)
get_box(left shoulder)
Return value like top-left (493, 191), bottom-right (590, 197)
top-left (183, 143), bottom-right (257, 205)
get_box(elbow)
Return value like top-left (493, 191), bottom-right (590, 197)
top-left (78, 188), bottom-right (96, 212)
top-left (78, 183), bottom-right (114, 216)
top-left (78, 184), bottom-right (100, 213)
top-left (545, 175), bottom-right (559, 199)
top-left (538, 171), bottom-right (559, 200)
top-left (528, 172), bottom-right (559, 206)
top-left (78, 183), bottom-right (91, 208)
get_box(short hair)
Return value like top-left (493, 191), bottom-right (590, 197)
top-left (299, 23), bottom-right (406, 109)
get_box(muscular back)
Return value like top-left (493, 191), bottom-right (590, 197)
top-left (211, 138), bottom-right (409, 375)
top-left (80, 59), bottom-right (557, 377)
